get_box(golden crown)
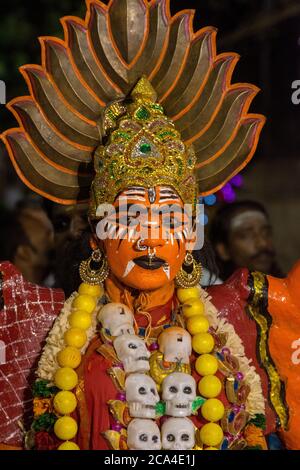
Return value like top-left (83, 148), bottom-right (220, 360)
top-left (90, 78), bottom-right (197, 218)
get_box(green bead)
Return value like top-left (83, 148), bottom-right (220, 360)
top-left (139, 143), bottom-right (151, 154)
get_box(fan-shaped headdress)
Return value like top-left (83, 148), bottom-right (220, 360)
top-left (1, 0), bottom-right (265, 216)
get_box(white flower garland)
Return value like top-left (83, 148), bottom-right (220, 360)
top-left (36, 292), bottom-right (99, 382)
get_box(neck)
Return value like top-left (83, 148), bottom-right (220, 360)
top-left (105, 275), bottom-right (175, 313)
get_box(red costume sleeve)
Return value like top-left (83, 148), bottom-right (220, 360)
top-left (0, 262), bottom-right (64, 447)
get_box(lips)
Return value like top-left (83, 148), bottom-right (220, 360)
top-left (134, 255), bottom-right (166, 270)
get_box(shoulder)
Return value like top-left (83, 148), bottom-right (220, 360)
top-left (207, 268), bottom-right (250, 311)
top-left (0, 261), bottom-right (64, 313)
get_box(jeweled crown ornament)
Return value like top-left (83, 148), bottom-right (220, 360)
top-left (90, 77), bottom-right (197, 217)
top-left (1, 0), bottom-right (265, 220)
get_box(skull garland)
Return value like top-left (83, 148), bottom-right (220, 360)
top-left (127, 419), bottom-right (161, 450)
top-left (125, 373), bottom-right (160, 419)
top-left (162, 372), bottom-right (196, 417)
top-left (113, 334), bottom-right (150, 374)
top-left (97, 303), bottom-right (135, 337)
top-left (161, 417), bottom-right (195, 450)
top-left (158, 327), bottom-right (192, 364)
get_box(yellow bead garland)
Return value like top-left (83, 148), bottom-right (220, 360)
top-left (180, 288), bottom-right (224, 450)
top-left (53, 282), bottom-right (103, 449)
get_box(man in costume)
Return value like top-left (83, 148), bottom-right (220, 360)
top-left (0, 0), bottom-right (299, 451)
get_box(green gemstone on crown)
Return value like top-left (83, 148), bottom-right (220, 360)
top-left (139, 143), bottom-right (151, 154)
top-left (135, 106), bottom-right (151, 120)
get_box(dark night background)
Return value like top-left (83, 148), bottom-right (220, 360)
top-left (0, 0), bottom-right (299, 271)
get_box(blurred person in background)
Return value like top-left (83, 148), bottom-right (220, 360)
top-left (43, 202), bottom-right (90, 295)
top-left (209, 200), bottom-right (283, 281)
top-left (0, 197), bottom-right (53, 284)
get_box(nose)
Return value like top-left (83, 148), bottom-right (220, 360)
top-left (173, 443), bottom-right (182, 450)
top-left (255, 233), bottom-right (269, 251)
top-left (143, 238), bottom-right (165, 248)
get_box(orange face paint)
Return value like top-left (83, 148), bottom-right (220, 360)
top-left (100, 186), bottom-right (192, 291)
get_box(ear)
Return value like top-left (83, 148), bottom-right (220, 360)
top-left (15, 244), bottom-right (34, 263)
top-left (215, 242), bottom-right (230, 261)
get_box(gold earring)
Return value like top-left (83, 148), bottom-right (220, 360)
top-left (175, 252), bottom-right (202, 288)
top-left (79, 249), bottom-right (110, 285)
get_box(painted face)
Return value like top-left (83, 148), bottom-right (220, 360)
top-left (98, 186), bottom-right (192, 290)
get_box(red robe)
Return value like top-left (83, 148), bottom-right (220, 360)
top-left (74, 269), bottom-right (277, 449)
top-left (0, 263), bottom-right (281, 449)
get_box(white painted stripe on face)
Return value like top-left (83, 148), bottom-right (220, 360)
top-left (117, 227), bottom-right (127, 239)
top-left (163, 263), bottom-right (170, 280)
top-left (123, 260), bottom-right (136, 278)
top-left (128, 227), bottom-right (137, 242)
top-left (122, 196), bottom-right (147, 202)
top-left (158, 198), bottom-right (180, 203)
top-left (176, 232), bottom-right (184, 242)
top-left (108, 224), bottom-right (117, 237)
top-left (124, 188), bottom-right (146, 194)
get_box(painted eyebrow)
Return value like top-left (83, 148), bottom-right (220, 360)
top-left (159, 189), bottom-right (180, 200)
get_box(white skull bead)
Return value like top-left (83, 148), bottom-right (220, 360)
top-left (127, 419), bottom-right (161, 450)
top-left (97, 302), bottom-right (135, 336)
top-left (125, 373), bottom-right (159, 419)
top-left (162, 372), bottom-right (196, 417)
top-left (158, 327), bottom-right (192, 364)
top-left (161, 417), bottom-right (195, 450)
top-left (114, 334), bottom-right (150, 374)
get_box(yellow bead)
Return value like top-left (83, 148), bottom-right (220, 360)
top-left (187, 315), bottom-right (209, 335)
top-left (72, 294), bottom-right (96, 314)
top-left (54, 416), bottom-right (78, 441)
top-left (192, 333), bottom-right (214, 354)
top-left (204, 447), bottom-right (218, 451)
top-left (69, 310), bottom-right (92, 330)
top-left (54, 391), bottom-right (77, 415)
top-left (201, 399), bottom-right (225, 422)
top-left (177, 287), bottom-right (200, 304)
top-left (198, 375), bottom-right (222, 398)
top-left (200, 423), bottom-right (224, 447)
top-left (182, 298), bottom-right (205, 318)
top-left (64, 328), bottom-right (87, 349)
top-left (54, 367), bottom-right (78, 391)
top-left (57, 347), bottom-right (81, 369)
top-left (78, 283), bottom-right (103, 298)
top-left (195, 354), bottom-right (218, 376)
top-left (58, 441), bottom-right (80, 450)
